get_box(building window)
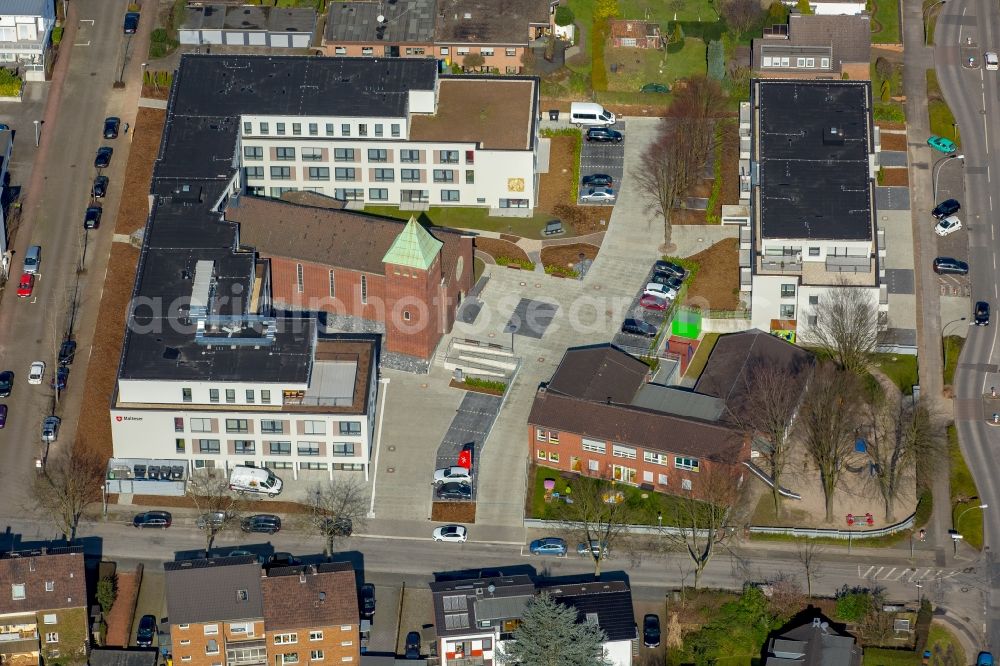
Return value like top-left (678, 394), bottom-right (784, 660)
top-left (243, 121), bottom-right (252, 134)
top-left (644, 451), bottom-right (670, 466)
top-left (176, 439), bottom-right (185, 453)
top-left (325, 123), bottom-right (335, 136)
top-left (43, 612), bottom-right (56, 624)
top-left (506, 47), bottom-right (516, 56)
top-left (335, 167), bottom-right (356, 181)
top-left (465, 170), bottom-right (474, 184)
top-left (328, 270), bottom-right (336, 297)
top-left (274, 634), bottom-right (298, 645)
top-left (644, 470), bottom-right (654, 483)
top-left (612, 444), bottom-right (636, 459)
top-left (548, 451), bottom-right (560, 463)
top-left (292, 123), bottom-right (302, 136)
top-left (391, 124), bottom-right (400, 137)
top-left (821, 57), bottom-right (830, 68)
top-left (225, 389), bottom-right (236, 403)
top-left (433, 169), bottom-right (455, 183)
top-left (269, 442), bottom-right (292, 456)
top-left (199, 439), bottom-right (221, 454)
top-left (374, 124), bottom-right (383, 137)
top-left (174, 417), bottom-right (184, 432)
top-left (400, 149), bottom-right (419, 163)
top-left (341, 124), bottom-right (351, 136)
top-left (681, 479), bottom-right (693, 491)
top-left (311, 651), bottom-right (324, 661)
top-left (808, 295), bottom-right (819, 305)
top-left (270, 166), bottom-right (292, 180)
top-left (245, 166), bottom-right (264, 179)
top-left (401, 169), bottom-right (420, 182)
top-left (246, 390), bottom-right (254, 403)
top-left (269, 187), bottom-right (294, 198)
top-left (440, 190), bottom-right (460, 202)
top-left (275, 147), bottom-right (295, 161)
top-left (226, 419), bottom-right (249, 433)
top-left (780, 284), bottom-right (796, 298)
top-left (368, 149), bottom-right (388, 162)
top-left (581, 438), bottom-right (605, 454)
top-left (457, 47), bottom-right (469, 55)
top-left (45, 633), bottom-right (58, 644)
top-left (179, 625), bottom-right (190, 631)
top-left (658, 473), bottom-right (669, 485)
top-left (440, 47), bottom-right (449, 55)
top-left (11, 584), bottom-right (24, 600)
top-left (182, 387), bottom-right (192, 402)
top-left (361, 275), bottom-right (368, 304)
top-left (234, 441), bottom-right (255, 454)
top-left (262, 390), bottom-right (271, 404)
top-left (547, 432), bottom-right (559, 444)
top-left (243, 146), bottom-right (263, 161)
top-left (439, 150), bottom-right (459, 164)
top-left (373, 168), bottom-right (394, 182)
top-left (308, 167), bottom-right (330, 181)
top-left (276, 122), bottom-right (286, 135)
top-left (480, 47), bottom-right (494, 56)
top-left (308, 123), bottom-right (318, 136)
top-left (805, 57), bottom-right (815, 67)
top-left (340, 421), bottom-right (362, 435)
top-left (359, 124), bottom-right (368, 136)
top-left (499, 198), bottom-right (529, 208)
top-left (334, 148), bottom-right (355, 161)
top-left (282, 655), bottom-right (299, 665)
top-left (298, 443), bottom-right (321, 456)
top-left (204, 624), bottom-right (219, 636)
top-left (209, 389), bottom-right (219, 403)
top-left (259, 122), bottom-right (269, 135)
top-left (304, 420), bottom-right (326, 435)
top-left (296, 263), bottom-right (304, 293)
top-left (808, 247), bottom-right (820, 256)
top-left (334, 188), bottom-right (364, 200)
top-left (206, 640), bottom-right (220, 655)
top-left (190, 418), bottom-right (211, 433)
top-left (331, 442), bottom-right (355, 457)
top-left (261, 420), bottom-right (283, 434)
top-left (796, 57), bottom-right (806, 67)
top-left (780, 304), bottom-right (795, 319)
top-left (368, 188), bottom-right (388, 201)
top-left (302, 147), bottom-right (322, 161)
top-left (675, 456), bottom-right (699, 472)
top-left (535, 428), bottom-right (546, 441)
top-left (537, 449), bottom-right (546, 460)
top-left (402, 310), bottom-right (411, 321)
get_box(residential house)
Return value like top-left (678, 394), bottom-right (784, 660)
top-left (0, 0), bottom-right (54, 81)
top-left (747, 79), bottom-right (883, 340)
top-left (608, 20), bottom-right (662, 49)
top-left (179, 5), bottom-right (316, 48)
top-left (779, 0), bottom-right (867, 15)
top-left (431, 574), bottom-right (636, 666)
top-left (435, 0), bottom-right (556, 73)
top-left (165, 557), bottom-right (363, 666)
top-left (527, 332), bottom-right (812, 497)
top-left (0, 548), bottom-right (89, 666)
top-left (322, 0), bottom-right (436, 58)
top-left (753, 13), bottom-right (871, 80)
top-left (765, 612), bottom-right (862, 666)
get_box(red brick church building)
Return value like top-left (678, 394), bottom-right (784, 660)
top-left (228, 196), bottom-right (474, 360)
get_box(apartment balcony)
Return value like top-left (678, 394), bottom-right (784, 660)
top-left (225, 638), bottom-right (267, 666)
top-left (758, 256), bottom-right (802, 274)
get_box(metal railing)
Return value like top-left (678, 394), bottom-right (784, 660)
top-left (748, 512), bottom-right (915, 539)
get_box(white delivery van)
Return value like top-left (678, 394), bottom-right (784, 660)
top-left (229, 465), bottom-right (283, 497)
top-left (570, 102), bottom-right (616, 127)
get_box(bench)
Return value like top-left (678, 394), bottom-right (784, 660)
top-left (543, 220), bottom-right (564, 236)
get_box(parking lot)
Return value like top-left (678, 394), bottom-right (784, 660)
top-left (611, 261), bottom-right (684, 348)
top-left (433, 392), bottom-right (503, 501)
top-left (579, 121), bottom-right (626, 205)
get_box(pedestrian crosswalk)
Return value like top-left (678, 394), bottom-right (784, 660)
top-left (858, 565), bottom-right (963, 582)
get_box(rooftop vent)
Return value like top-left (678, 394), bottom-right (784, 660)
top-left (377, 14), bottom-right (385, 22)
top-left (162, 347), bottom-right (180, 360)
top-left (464, 12), bottom-right (472, 18)
top-left (823, 126), bottom-right (845, 145)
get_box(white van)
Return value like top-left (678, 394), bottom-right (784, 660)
top-left (229, 465), bottom-right (283, 497)
top-left (570, 102), bottom-right (616, 127)
top-left (23, 245), bottom-right (40, 275)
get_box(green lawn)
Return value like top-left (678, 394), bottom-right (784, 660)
top-left (870, 59), bottom-right (906, 123)
top-left (943, 335), bottom-right (964, 385)
top-left (683, 332), bottom-right (719, 380)
top-left (363, 206), bottom-right (560, 240)
top-left (949, 425), bottom-right (984, 549)
top-left (865, 648), bottom-right (920, 666)
top-left (927, 69), bottom-right (960, 143)
top-left (871, 353), bottom-right (919, 395)
top-left (872, 0), bottom-right (901, 44)
top-left (618, 0), bottom-right (719, 24)
top-left (865, 625), bottom-right (965, 666)
top-left (597, 38), bottom-right (706, 105)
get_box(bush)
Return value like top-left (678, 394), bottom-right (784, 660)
top-left (0, 69), bottom-right (22, 97)
top-left (463, 52), bottom-right (485, 70)
top-left (708, 40), bottom-right (725, 80)
top-left (51, 26), bottom-right (63, 46)
top-left (765, 1), bottom-right (790, 23)
top-left (544, 264), bottom-right (579, 277)
top-left (464, 377), bottom-right (507, 393)
top-left (796, 0), bottom-right (814, 13)
top-left (96, 575), bottom-right (118, 615)
top-left (671, 22), bottom-right (685, 44)
top-left (835, 587), bottom-right (872, 622)
top-left (495, 256), bottom-right (536, 270)
top-left (555, 6), bottom-right (575, 26)
top-left (874, 104), bottom-right (905, 122)
top-left (914, 599), bottom-right (933, 653)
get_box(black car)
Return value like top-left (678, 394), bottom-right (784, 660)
top-left (933, 198), bottom-right (961, 219)
top-left (136, 614), bottom-right (156, 647)
top-left (643, 614), bottom-right (661, 648)
top-left (58, 340), bottom-right (77, 366)
top-left (437, 481), bottom-right (472, 500)
top-left (133, 511), bottom-right (171, 528)
top-left (321, 516), bottom-right (352, 536)
top-left (103, 117), bottom-right (120, 139)
top-left (586, 127), bottom-right (623, 142)
top-left (123, 12), bottom-right (140, 34)
top-left (51, 366), bottom-right (69, 390)
top-left (650, 271), bottom-right (683, 290)
top-left (404, 631), bottom-right (421, 659)
top-left (95, 146), bottom-right (113, 169)
top-left (241, 514), bottom-right (281, 534)
top-left (933, 257), bottom-right (969, 275)
top-left (0, 370), bottom-right (13, 398)
top-left (360, 583), bottom-right (376, 618)
top-left (581, 173), bottom-right (613, 188)
top-left (975, 301), bottom-right (991, 326)
top-left (653, 260), bottom-right (687, 279)
top-left (622, 318), bottom-right (658, 337)
top-left (84, 206), bottom-right (102, 229)
top-left (92, 175), bottom-right (108, 199)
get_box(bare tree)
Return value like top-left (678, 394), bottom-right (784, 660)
top-left (655, 466), bottom-right (743, 589)
top-left (732, 361), bottom-right (812, 517)
top-left (804, 284), bottom-right (880, 374)
top-left (32, 445), bottom-right (106, 541)
top-left (187, 473), bottom-right (243, 552)
top-left (719, 0), bottom-right (763, 35)
top-left (551, 475), bottom-right (637, 576)
top-left (862, 394), bottom-right (940, 521)
top-left (796, 542), bottom-right (823, 598)
top-left (796, 364), bottom-right (863, 522)
top-left (302, 479), bottom-right (369, 557)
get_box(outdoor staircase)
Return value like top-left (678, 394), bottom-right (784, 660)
top-left (440, 339), bottom-right (518, 380)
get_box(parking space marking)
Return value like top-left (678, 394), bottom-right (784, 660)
top-left (579, 121), bottom-right (626, 205)
top-left (434, 392), bottom-right (503, 501)
top-left (75, 19), bottom-right (94, 46)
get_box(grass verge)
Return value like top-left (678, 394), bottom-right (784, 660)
top-left (949, 424), bottom-right (983, 549)
top-left (872, 0), bottom-right (902, 43)
top-left (871, 352), bottom-right (919, 395)
top-left (943, 335), bottom-right (964, 386)
top-left (927, 69), bottom-right (960, 144)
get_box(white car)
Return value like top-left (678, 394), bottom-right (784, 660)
top-left (581, 187), bottom-right (615, 203)
top-left (643, 283), bottom-right (678, 300)
top-left (432, 525), bottom-right (468, 543)
top-left (935, 215), bottom-right (963, 236)
top-left (433, 466), bottom-right (473, 485)
top-left (27, 361), bottom-right (44, 385)
top-left (986, 51), bottom-right (998, 71)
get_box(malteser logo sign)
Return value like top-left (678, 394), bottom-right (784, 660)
top-left (115, 415), bottom-right (143, 422)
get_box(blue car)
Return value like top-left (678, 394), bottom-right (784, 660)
top-left (529, 537), bottom-right (567, 556)
top-left (977, 652), bottom-right (994, 666)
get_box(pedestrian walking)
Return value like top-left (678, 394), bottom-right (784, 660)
top-left (124, 122), bottom-right (130, 134)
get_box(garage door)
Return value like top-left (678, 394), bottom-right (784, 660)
top-left (224, 31), bottom-right (245, 45)
top-left (247, 31), bottom-right (266, 46)
top-left (270, 34), bottom-right (290, 47)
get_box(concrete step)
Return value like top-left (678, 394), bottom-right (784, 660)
top-left (452, 342), bottom-right (515, 359)
top-left (454, 353), bottom-right (517, 371)
top-left (442, 359), bottom-right (507, 379)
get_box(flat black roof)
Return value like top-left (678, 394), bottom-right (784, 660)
top-left (756, 80), bottom-right (874, 241)
top-left (324, 0), bottom-right (436, 45)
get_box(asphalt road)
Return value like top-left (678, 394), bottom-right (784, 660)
top-left (0, 0), bottom-right (143, 511)
top-left (934, 0), bottom-right (1000, 651)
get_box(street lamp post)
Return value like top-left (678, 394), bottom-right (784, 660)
top-left (942, 317), bottom-right (968, 378)
top-left (932, 153), bottom-right (964, 203)
top-left (915, 582), bottom-right (923, 606)
top-left (955, 503), bottom-right (988, 553)
top-left (32, 119), bottom-right (39, 147)
top-left (923, 0), bottom-right (946, 45)
top-left (504, 323), bottom-right (517, 353)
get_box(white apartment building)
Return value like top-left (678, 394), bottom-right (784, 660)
top-left (0, 0), bottom-right (55, 81)
top-left (748, 79), bottom-right (884, 342)
top-left (218, 58), bottom-right (540, 213)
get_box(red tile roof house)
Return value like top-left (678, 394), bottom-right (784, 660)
top-left (608, 20), bottom-right (662, 49)
top-left (526, 331), bottom-right (812, 499)
top-left (227, 195), bottom-right (474, 362)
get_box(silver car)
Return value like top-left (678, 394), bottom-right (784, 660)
top-left (41, 416), bottom-right (60, 443)
top-left (581, 187), bottom-right (616, 203)
top-left (433, 466), bottom-right (473, 485)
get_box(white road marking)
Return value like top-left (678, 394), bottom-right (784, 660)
top-left (889, 569), bottom-right (908, 581)
top-left (883, 567), bottom-right (897, 580)
top-left (862, 565), bottom-right (875, 578)
top-left (873, 566), bottom-right (885, 579)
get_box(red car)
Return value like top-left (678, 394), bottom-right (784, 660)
top-left (639, 294), bottom-right (669, 311)
top-left (16, 273), bottom-right (34, 298)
